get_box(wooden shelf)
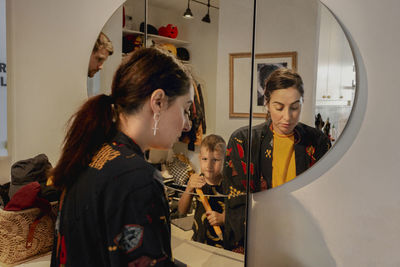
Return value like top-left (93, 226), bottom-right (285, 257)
top-left (123, 29), bottom-right (190, 46)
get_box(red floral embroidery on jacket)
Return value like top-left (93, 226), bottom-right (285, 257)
top-left (226, 148), bottom-right (232, 157)
top-left (232, 166), bottom-right (238, 176)
top-left (228, 160), bottom-right (238, 176)
top-left (228, 160), bottom-right (233, 168)
top-left (241, 161), bottom-right (247, 174)
top-left (241, 161), bottom-right (254, 175)
top-left (240, 180), bottom-right (255, 191)
top-left (306, 145), bottom-right (316, 166)
top-left (236, 143), bottom-right (244, 159)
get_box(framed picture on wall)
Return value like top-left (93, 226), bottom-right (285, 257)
top-left (229, 51), bottom-right (297, 118)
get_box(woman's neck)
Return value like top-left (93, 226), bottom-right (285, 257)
top-left (119, 112), bottom-right (152, 153)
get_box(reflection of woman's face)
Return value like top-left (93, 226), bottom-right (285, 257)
top-left (267, 87), bottom-right (302, 135)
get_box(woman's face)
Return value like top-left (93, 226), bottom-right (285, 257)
top-left (154, 86), bottom-right (194, 149)
top-left (267, 87), bottom-right (302, 135)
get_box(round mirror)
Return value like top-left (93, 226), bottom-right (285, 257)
top-left (222, 0), bottom-right (357, 259)
top-left (248, 0), bottom-right (356, 189)
top-left (224, 0), bottom-right (356, 194)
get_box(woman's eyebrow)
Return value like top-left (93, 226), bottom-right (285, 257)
top-left (272, 100), bottom-right (301, 105)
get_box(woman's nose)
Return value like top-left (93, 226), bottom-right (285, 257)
top-left (182, 117), bottom-right (192, 132)
top-left (283, 108), bottom-right (291, 120)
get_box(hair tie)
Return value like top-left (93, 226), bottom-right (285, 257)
top-left (107, 94), bottom-right (115, 104)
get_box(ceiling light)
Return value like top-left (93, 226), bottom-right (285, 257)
top-left (183, 0), bottom-right (194, 19)
top-left (202, 0), bottom-right (211, 23)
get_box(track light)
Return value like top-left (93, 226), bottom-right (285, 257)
top-left (183, 0), bottom-right (194, 19)
top-left (201, 0), bottom-right (211, 23)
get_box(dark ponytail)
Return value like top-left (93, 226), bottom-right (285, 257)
top-left (51, 94), bottom-right (116, 189)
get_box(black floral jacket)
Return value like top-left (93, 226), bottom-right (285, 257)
top-left (222, 120), bottom-right (331, 250)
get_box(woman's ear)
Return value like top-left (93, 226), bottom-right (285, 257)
top-left (265, 101), bottom-right (270, 112)
top-left (150, 89), bottom-right (167, 114)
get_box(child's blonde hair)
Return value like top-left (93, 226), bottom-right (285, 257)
top-left (201, 134), bottom-right (226, 154)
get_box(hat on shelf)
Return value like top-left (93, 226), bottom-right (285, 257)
top-left (177, 47), bottom-right (190, 61)
top-left (158, 43), bottom-right (177, 56)
top-left (158, 24), bottom-right (178, 39)
top-left (139, 22), bottom-right (159, 35)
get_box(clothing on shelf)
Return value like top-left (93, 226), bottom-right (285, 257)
top-left (179, 82), bottom-right (206, 151)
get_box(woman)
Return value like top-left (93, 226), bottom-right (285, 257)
top-left (223, 68), bottom-right (331, 252)
top-left (51, 47), bottom-right (193, 266)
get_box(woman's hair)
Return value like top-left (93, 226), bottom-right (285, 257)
top-left (52, 47), bottom-right (192, 189)
top-left (201, 134), bottom-right (226, 155)
top-left (264, 68), bottom-right (304, 104)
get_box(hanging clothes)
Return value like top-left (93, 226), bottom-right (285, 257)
top-left (179, 81), bottom-right (207, 151)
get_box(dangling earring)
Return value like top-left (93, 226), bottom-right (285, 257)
top-left (152, 113), bottom-right (160, 136)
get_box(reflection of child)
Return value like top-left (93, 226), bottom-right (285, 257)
top-left (178, 134), bottom-right (226, 247)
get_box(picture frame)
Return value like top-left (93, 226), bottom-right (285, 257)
top-left (229, 51), bottom-right (297, 118)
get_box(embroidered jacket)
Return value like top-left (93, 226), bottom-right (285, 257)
top-left (51, 132), bottom-right (175, 266)
top-left (222, 120), bottom-right (331, 250)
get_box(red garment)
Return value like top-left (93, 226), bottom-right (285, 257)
top-left (4, 181), bottom-right (41, 211)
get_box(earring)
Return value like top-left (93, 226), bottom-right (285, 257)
top-left (152, 113), bottom-right (160, 136)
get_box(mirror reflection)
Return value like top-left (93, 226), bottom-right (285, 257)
top-left (223, 0), bottom-right (356, 258)
top-left (86, 0), bottom-right (356, 265)
top-left (87, 0), bottom-right (246, 265)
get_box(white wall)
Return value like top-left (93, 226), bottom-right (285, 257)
top-left (254, 0), bottom-right (319, 126)
top-left (248, 0), bottom-right (400, 266)
top-left (125, 0), bottom-right (220, 136)
top-left (123, 0), bottom-right (220, 170)
top-left (216, 0), bottom-right (319, 142)
top-left (6, 0), bottom-right (124, 168)
top-left (215, 0), bottom-right (254, 142)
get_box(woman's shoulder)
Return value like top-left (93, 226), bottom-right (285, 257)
top-left (87, 142), bottom-right (156, 190)
top-left (229, 121), bottom-right (269, 140)
top-left (91, 142), bottom-right (150, 172)
top-left (296, 122), bottom-right (330, 144)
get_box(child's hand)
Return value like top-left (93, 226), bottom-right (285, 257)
top-left (206, 211), bottom-right (225, 226)
top-left (186, 173), bottom-right (206, 192)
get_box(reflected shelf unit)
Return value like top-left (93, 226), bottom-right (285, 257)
top-left (122, 29), bottom-right (191, 46)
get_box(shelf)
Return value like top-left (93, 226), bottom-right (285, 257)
top-left (122, 53), bottom-right (190, 65)
top-left (123, 29), bottom-right (190, 46)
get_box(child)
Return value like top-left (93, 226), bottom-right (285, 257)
top-left (178, 134), bottom-right (226, 248)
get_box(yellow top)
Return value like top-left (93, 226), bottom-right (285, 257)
top-left (272, 131), bottom-right (296, 188)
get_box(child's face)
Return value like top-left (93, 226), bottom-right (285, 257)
top-left (199, 146), bottom-right (224, 182)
